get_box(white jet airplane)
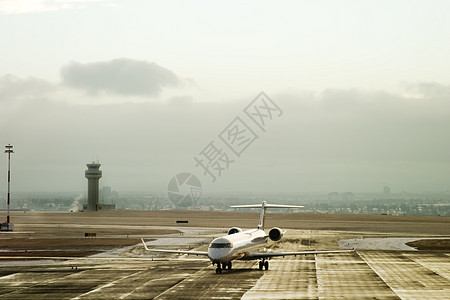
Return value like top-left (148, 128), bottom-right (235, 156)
top-left (141, 201), bottom-right (352, 274)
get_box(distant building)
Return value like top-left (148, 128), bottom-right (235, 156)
top-left (327, 192), bottom-right (340, 201)
top-left (383, 186), bottom-right (391, 195)
top-left (101, 186), bottom-right (112, 202)
top-left (328, 192), bottom-right (354, 201)
top-left (84, 163), bottom-right (115, 211)
top-left (342, 192), bottom-right (355, 201)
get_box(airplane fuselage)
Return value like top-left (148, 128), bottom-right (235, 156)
top-left (208, 228), bottom-right (267, 263)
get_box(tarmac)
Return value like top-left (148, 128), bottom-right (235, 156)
top-left (0, 211), bottom-right (448, 299)
top-left (0, 232), bottom-right (449, 299)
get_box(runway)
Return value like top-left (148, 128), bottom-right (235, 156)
top-left (0, 235), bottom-right (449, 299)
top-left (0, 211), bottom-right (448, 299)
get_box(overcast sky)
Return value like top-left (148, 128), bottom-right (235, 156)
top-left (1, 1), bottom-right (449, 195)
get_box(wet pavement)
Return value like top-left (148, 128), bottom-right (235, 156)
top-left (0, 232), bottom-right (449, 299)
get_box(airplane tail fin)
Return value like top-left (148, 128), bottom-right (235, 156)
top-left (231, 201), bottom-right (304, 230)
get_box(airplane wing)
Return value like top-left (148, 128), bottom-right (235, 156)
top-left (243, 249), bottom-right (353, 259)
top-left (141, 238), bottom-right (209, 256)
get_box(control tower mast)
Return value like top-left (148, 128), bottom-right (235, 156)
top-left (85, 162), bottom-right (102, 211)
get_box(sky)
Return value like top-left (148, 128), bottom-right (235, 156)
top-left (0, 0), bottom-right (449, 195)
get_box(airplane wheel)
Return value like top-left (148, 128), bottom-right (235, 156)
top-left (259, 261), bottom-right (263, 270)
top-left (264, 261), bottom-right (269, 270)
top-left (216, 267), bottom-right (222, 274)
top-left (228, 262), bottom-right (232, 270)
top-left (222, 263), bottom-right (227, 270)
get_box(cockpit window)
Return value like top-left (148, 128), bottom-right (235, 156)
top-left (209, 242), bottom-right (232, 248)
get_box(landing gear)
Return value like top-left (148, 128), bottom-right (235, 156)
top-left (216, 262), bottom-right (231, 273)
top-left (215, 262), bottom-right (230, 274)
top-left (259, 259), bottom-right (269, 270)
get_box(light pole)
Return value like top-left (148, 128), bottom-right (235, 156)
top-left (3, 144), bottom-right (14, 231)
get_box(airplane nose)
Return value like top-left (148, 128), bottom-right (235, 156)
top-left (208, 248), bottom-right (229, 262)
top-left (208, 238), bottom-right (233, 263)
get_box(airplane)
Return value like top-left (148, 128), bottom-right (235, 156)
top-left (141, 201), bottom-right (352, 274)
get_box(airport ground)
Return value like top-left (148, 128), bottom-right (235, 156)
top-left (0, 210), bottom-right (448, 299)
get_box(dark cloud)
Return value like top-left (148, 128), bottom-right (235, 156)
top-left (1, 78), bottom-right (449, 193)
top-left (60, 58), bottom-right (184, 96)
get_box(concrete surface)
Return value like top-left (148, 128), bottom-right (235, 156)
top-left (0, 211), bottom-right (448, 299)
top-left (338, 237), bottom-right (450, 251)
top-left (1, 233), bottom-right (449, 299)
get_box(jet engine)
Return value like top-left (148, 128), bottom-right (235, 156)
top-left (227, 227), bottom-right (242, 235)
top-left (268, 227), bottom-right (284, 241)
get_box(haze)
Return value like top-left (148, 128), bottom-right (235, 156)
top-left (1, 1), bottom-right (449, 194)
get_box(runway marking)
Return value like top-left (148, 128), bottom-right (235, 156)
top-left (243, 257), bottom-right (318, 299)
top-left (71, 270), bottom-right (143, 299)
top-left (358, 251), bottom-right (450, 300)
top-left (153, 261), bottom-right (261, 299)
top-left (317, 252), bottom-right (400, 299)
top-left (314, 253), bottom-right (323, 299)
top-left (118, 276), bottom-right (174, 300)
top-left (356, 251), bottom-right (402, 299)
top-left (152, 269), bottom-right (204, 299)
top-left (403, 252), bottom-right (450, 281)
top-left (0, 269), bottom-right (95, 299)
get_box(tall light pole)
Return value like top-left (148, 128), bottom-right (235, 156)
top-left (3, 144), bottom-right (14, 231)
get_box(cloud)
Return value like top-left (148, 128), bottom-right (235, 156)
top-left (401, 82), bottom-right (450, 99)
top-left (0, 74), bottom-right (54, 102)
top-left (0, 0), bottom-right (115, 15)
top-left (1, 58), bottom-right (194, 106)
top-left (1, 74), bottom-right (449, 193)
top-left (60, 58), bottom-right (185, 97)
top-left (248, 86), bottom-right (450, 192)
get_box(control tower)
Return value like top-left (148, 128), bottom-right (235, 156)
top-left (85, 162), bottom-right (102, 211)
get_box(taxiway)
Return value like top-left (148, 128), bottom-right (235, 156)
top-left (0, 210), bottom-right (448, 299)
